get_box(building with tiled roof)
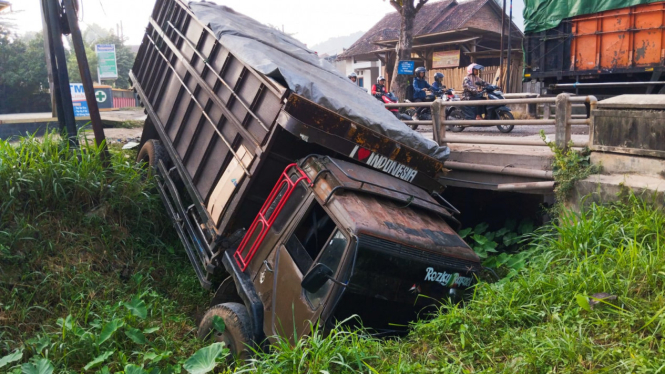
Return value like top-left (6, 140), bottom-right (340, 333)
top-left (337, 0), bottom-right (523, 93)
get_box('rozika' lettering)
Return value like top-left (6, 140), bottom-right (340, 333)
top-left (424, 267), bottom-right (473, 287)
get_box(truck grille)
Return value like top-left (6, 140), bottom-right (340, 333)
top-left (358, 234), bottom-right (480, 273)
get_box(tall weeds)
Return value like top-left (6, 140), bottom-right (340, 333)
top-left (0, 133), bottom-right (210, 373)
top-left (2, 133), bottom-right (664, 373)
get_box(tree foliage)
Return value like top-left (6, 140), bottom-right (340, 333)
top-left (0, 23), bottom-right (136, 113)
top-left (0, 32), bottom-right (50, 113)
top-left (67, 25), bottom-right (135, 89)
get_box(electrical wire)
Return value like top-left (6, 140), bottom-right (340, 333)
top-left (97, 0), bottom-right (106, 17)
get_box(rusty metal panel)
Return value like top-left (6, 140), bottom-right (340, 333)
top-left (571, 2), bottom-right (665, 71)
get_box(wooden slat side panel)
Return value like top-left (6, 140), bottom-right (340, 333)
top-left (185, 103), bottom-right (221, 178)
top-left (196, 132), bottom-right (237, 202)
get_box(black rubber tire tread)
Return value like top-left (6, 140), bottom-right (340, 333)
top-left (497, 112), bottom-right (515, 133)
top-left (198, 302), bottom-right (254, 360)
top-left (137, 139), bottom-right (169, 175)
top-left (448, 109), bottom-right (465, 132)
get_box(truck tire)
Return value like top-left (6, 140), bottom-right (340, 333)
top-left (137, 139), bottom-right (169, 176)
top-left (198, 302), bottom-right (254, 360)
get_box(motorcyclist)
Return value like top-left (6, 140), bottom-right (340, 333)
top-left (462, 63), bottom-right (486, 120)
top-left (431, 72), bottom-right (445, 92)
top-left (348, 72), bottom-right (358, 84)
top-left (372, 76), bottom-right (387, 98)
top-left (412, 67), bottom-right (437, 117)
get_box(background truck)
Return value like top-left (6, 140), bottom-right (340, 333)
top-left (131, 0), bottom-right (480, 357)
top-left (523, 0), bottom-right (665, 97)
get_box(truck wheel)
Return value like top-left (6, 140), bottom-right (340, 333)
top-left (137, 139), bottom-right (169, 176)
top-left (198, 302), bottom-right (254, 360)
top-left (496, 112), bottom-right (515, 133)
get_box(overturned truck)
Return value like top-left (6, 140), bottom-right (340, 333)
top-left (131, 0), bottom-right (480, 357)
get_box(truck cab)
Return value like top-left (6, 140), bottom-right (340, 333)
top-left (201, 155), bottom-right (480, 356)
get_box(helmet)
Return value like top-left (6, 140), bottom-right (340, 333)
top-left (467, 63), bottom-right (484, 75)
top-left (415, 66), bottom-right (427, 76)
top-left (434, 72), bottom-right (444, 81)
top-left (377, 75), bottom-right (386, 83)
top-left (348, 72), bottom-right (357, 79)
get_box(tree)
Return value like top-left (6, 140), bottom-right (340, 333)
top-left (0, 9), bottom-right (18, 38)
top-left (66, 41), bottom-right (99, 83)
top-left (0, 33), bottom-right (50, 113)
top-left (387, 0), bottom-right (429, 101)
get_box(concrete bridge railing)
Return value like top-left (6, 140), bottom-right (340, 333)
top-left (385, 94), bottom-right (598, 152)
top-left (386, 94), bottom-right (598, 193)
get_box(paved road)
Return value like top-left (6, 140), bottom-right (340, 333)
top-left (0, 110), bottom-right (146, 123)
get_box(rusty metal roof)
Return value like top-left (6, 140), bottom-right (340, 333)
top-left (339, 0), bottom-right (478, 58)
top-left (331, 193), bottom-right (479, 264)
top-left (301, 156), bottom-right (479, 265)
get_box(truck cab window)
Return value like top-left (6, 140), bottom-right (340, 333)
top-left (271, 183), bottom-right (307, 232)
top-left (284, 202), bottom-right (336, 274)
top-left (305, 230), bottom-right (348, 307)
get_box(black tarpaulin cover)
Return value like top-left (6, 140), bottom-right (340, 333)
top-left (189, 1), bottom-right (450, 161)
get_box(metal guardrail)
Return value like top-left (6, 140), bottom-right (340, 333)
top-left (385, 94), bottom-right (598, 192)
top-left (386, 93), bottom-right (598, 151)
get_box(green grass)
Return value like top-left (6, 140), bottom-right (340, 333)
top-left (0, 133), bottom-right (212, 373)
top-left (2, 133), bottom-right (664, 373)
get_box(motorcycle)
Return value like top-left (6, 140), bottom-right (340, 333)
top-left (404, 90), bottom-right (438, 127)
top-left (442, 88), bottom-right (464, 130)
top-left (405, 88), bottom-right (464, 130)
top-left (452, 80), bottom-right (514, 133)
top-left (377, 92), bottom-right (413, 122)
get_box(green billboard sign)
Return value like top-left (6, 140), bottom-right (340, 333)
top-left (95, 44), bottom-right (118, 80)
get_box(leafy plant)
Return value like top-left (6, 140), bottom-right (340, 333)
top-left (459, 220), bottom-right (534, 277)
top-left (183, 343), bottom-right (229, 374)
top-left (0, 350), bottom-right (23, 369)
top-left (541, 130), bottom-right (600, 206)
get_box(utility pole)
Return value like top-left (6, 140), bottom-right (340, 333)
top-left (40, 2), bottom-right (57, 118)
top-left (499, 0), bottom-right (506, 87)
top-left (505, 0), bottom-right (513, 93)
top-left (42, 0), bottom-right (78, 146)
top-left (62, 0), bottom-right (110, 162)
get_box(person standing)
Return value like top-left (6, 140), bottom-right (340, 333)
top-left (348, 72), bottom-right (358, 84)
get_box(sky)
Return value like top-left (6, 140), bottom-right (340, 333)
top-left (9, 0), bottom-right (525, 48)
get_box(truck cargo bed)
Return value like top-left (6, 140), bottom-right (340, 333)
top-left (524, 1), bottom-right (665, 95)
top-left (130, 0), bottom-right (452, 287)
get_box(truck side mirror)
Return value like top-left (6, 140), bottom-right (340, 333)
top-left (301, 263), bottom-right (333, 293)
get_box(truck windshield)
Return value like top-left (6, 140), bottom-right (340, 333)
top-left (332, 242), bottom-right (474, 332)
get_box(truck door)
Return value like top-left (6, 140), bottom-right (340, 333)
top-left (271, 200), bottom-right (349, 343)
